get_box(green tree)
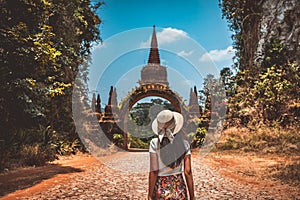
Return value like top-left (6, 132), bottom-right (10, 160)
top-left (199, 74), bottom-right (227, 128)
top-left (0, 0), bottom-right (102, 164)
top-left (219, 1), bottom-right (300, 128)
top-left (220, 67), bottom-right (235, 97)
top-left (253, 40), bottom-right (300, 126)
top-left (219, 0), bottom-right (262, 71)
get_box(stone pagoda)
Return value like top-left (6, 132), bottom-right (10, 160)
top-left (139, 26), bottom-right (169, 86)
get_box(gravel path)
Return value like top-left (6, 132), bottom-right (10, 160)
top-left (19, 152), bottom-right (299, 200)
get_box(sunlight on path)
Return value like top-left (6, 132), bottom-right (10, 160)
top-left (98, 152), bottom-right (149, 174)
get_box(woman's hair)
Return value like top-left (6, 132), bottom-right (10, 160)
top-left (159, 132), bottom-right (187, 169)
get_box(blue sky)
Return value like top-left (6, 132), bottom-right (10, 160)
top-left (98, 0), bottom-right (232, 50)
top-left (87, 0), bottom-right (235, 107)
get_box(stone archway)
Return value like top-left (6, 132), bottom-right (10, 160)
top-left (94, 26), bottom-right (202, 150)
top-left (118, 83), bottom-right (187, 150)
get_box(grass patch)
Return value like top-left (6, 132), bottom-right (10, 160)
top-left (216, 127), bottom-right (300, 154)
top-left (215, 126), bottom-right (300, 187)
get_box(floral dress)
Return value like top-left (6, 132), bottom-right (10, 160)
top-left (153, 173), bottom-right (187, 200)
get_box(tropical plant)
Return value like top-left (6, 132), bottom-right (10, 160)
top-left (0, 0), bottom-right (102, 167)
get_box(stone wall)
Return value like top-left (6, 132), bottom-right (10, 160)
top-left (255, 0), bottom-right (300, 64)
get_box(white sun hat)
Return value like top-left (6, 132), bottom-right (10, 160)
top-left (152, 110), bottom-right (184, 142)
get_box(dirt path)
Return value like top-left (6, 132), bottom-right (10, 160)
top-left (0, 154), bottom-right (99, 200)
top-left (0, 151), bottom-right (299, 199)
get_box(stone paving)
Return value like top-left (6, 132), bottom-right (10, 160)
top-left (19, 152), bottom-right (299, 200)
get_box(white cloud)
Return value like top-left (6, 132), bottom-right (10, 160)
top-left (177, 50), bottom-right (194, 57)
top-left (140, 27), bottom-right (188, 47)
top-left (199, 46), bottom-right (236, 62)
top-left (157, 27), bottom-right (188, 44)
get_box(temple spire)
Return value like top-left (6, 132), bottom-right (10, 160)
top-left (140, 26), bottom-right (168, 86)
top-left (148, 25), bottom-right (160, 64)
top-left (151, 25), bottom-right (158, 48)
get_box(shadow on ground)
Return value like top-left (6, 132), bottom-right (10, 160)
top-left (128, 148), bottom-right (149, 152)
top-left (271, 159), bottom-right (300, 187)
top-left (0, 164), bottom-right (83, 197)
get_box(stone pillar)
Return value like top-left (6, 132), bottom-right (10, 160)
top-left (91, 93), bottom-right (96, 112)
top-left (188, 86), bottom-right (201, 117)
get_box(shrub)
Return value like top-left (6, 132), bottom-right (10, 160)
top-left (50, 138), bottom-right (82, 156)
top-left (20, 144), bottom-right (56, 166)
top-left (216, 127), bottom-right (300, 153)
top-left (113, 133), bottom-right (124, 147)
top-left (189, 127), bottom-right (207, 148)
top-left (0, 150), bottom-right (10, 171)
top-left (129, 136), bottom-right (149, 149)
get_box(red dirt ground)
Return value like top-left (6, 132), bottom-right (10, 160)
top-left (0, 154), bottom-right (100, 200)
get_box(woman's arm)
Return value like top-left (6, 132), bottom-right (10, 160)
top-left (148, 152), bottom-right (158, 200)
top-left (184, 154), bottom-right (195, 200)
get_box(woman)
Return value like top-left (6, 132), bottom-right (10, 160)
top-left (148, 110), bottom-right (195, 200)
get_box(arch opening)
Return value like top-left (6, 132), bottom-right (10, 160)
top-left (117, 84), bottom-right (187, 150)
top-left (126, 97), bottom-right (175, 149)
